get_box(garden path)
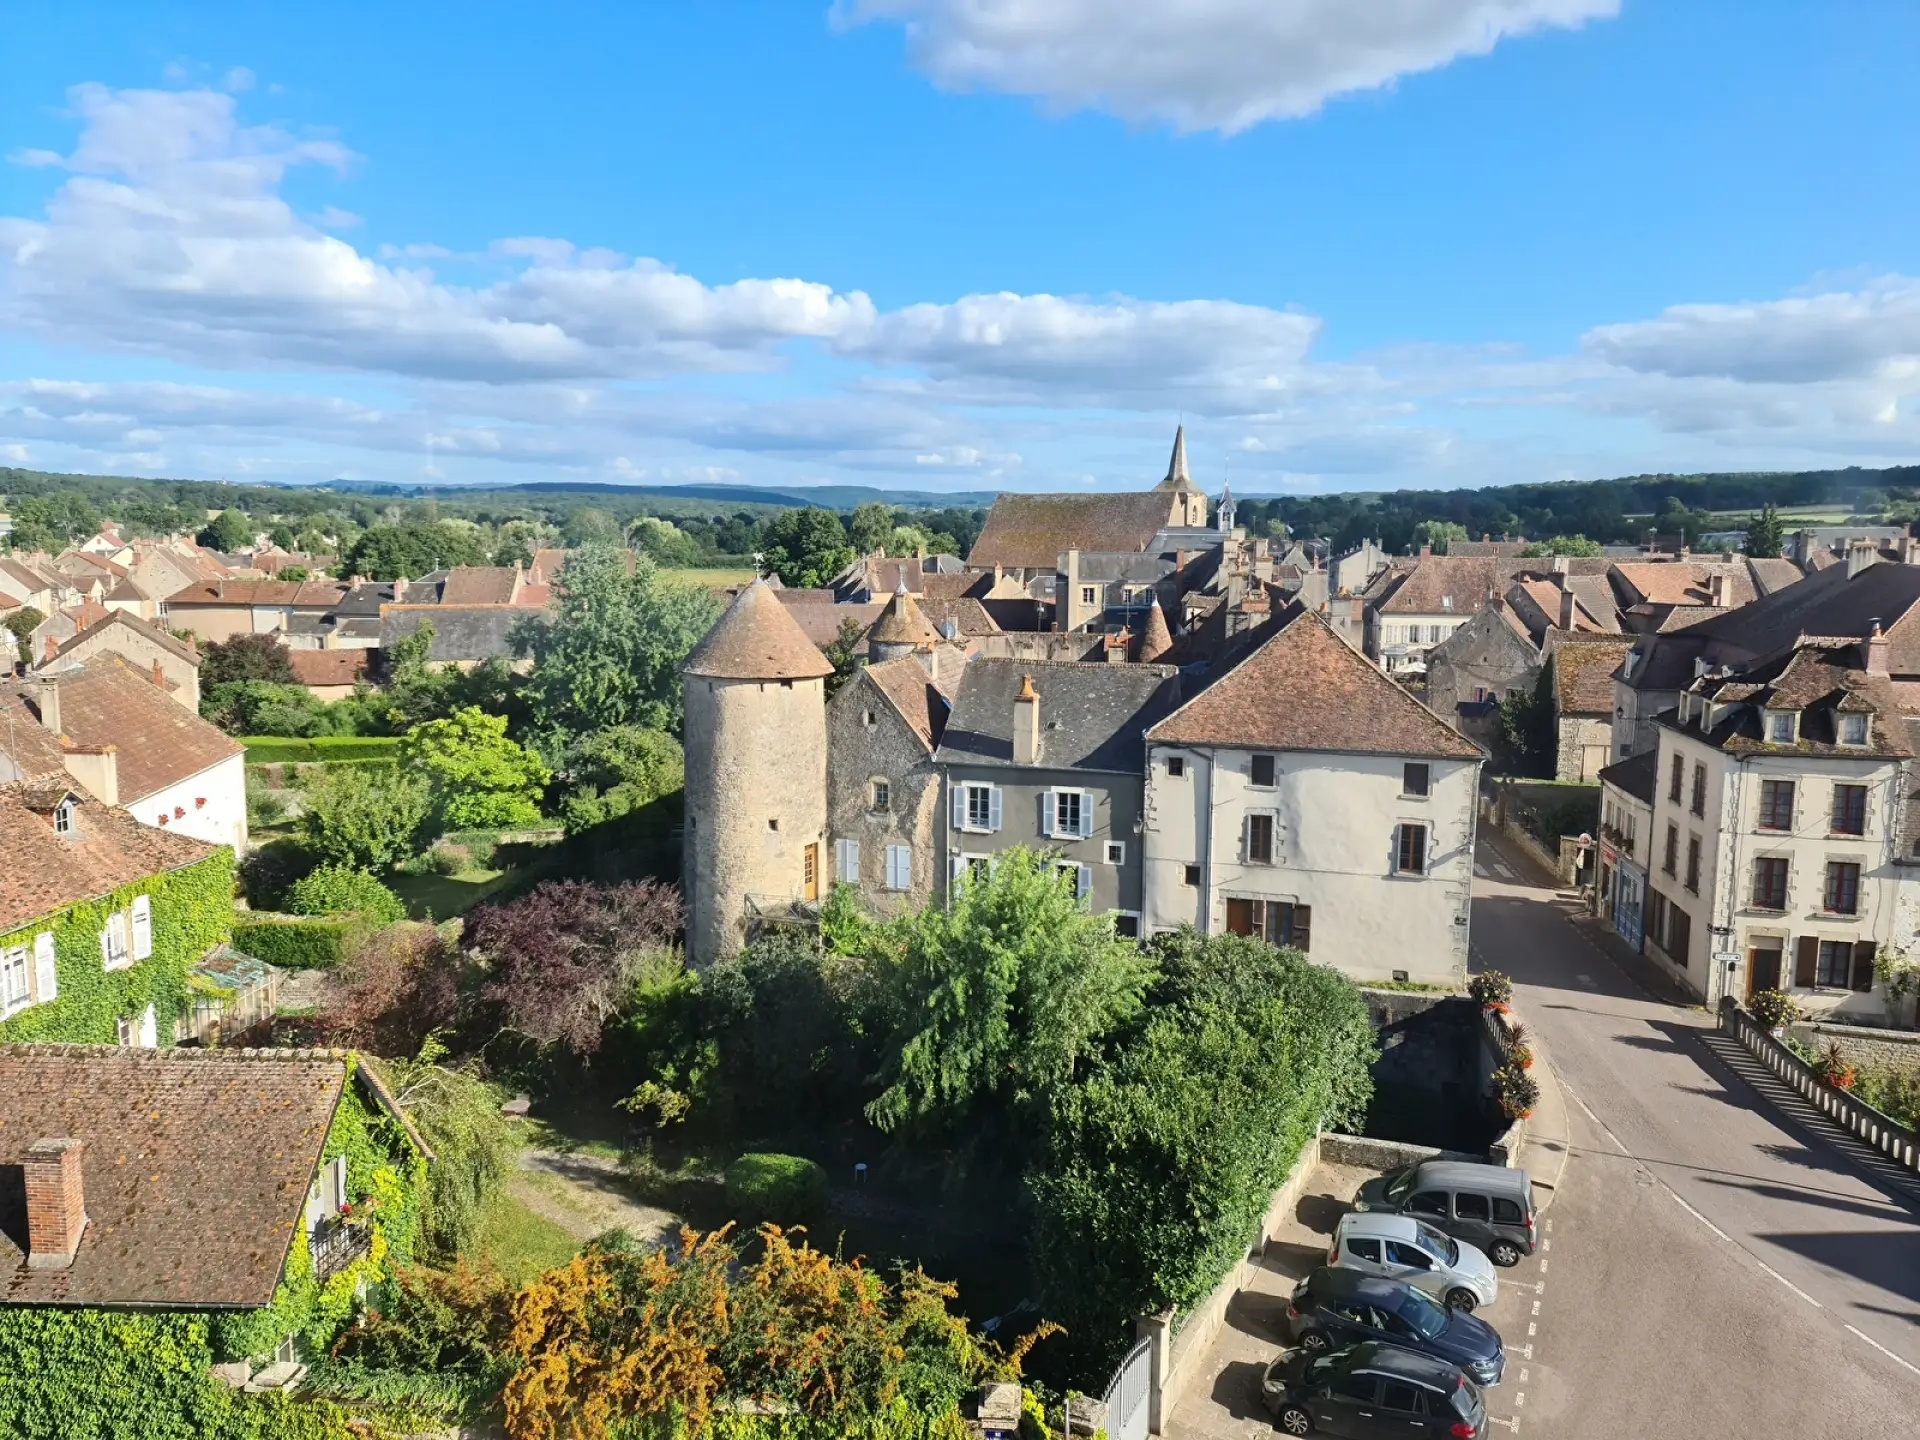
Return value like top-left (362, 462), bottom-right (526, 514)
top-left (511, 1149), bottom-right (683, 1249)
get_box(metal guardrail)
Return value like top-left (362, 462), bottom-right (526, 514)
top-left (1718, 998), bottom-right (1920, 1175)
top-left (310, 1218), bottom-right (371, 1280)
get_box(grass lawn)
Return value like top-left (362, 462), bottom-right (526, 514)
top-left (389, 867), bottom-right (512, 921)
top-left (472, 1189), bottom-right (580, 1285)
top-left (660, 567), bottom-right (756, 587)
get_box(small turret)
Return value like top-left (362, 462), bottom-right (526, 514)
top-left (868, 577), bottom-right (940, 665)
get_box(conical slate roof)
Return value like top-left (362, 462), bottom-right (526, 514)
top-left (1156, 425), bottom-right (1197, 492)
top-left (682, 579), bottom-right (835, 680)
top-left (869, 579), bottom-right (940, 648)
top-left (1138, 594), bottom-right (1174, 662)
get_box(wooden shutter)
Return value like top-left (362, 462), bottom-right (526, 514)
top-left (131, 894), bottom-right (152, 960)
top-left (1290, 905), bottom-right (1311, 954)
top-left (1851, 940), bottom-right (1877, 993)
top-left (33, 933), bottom-right (56, 1003)
top-left (1794, 936), bottom-right (1818, 988)
top-left (1039, 790), bottom-right (1056, 838)
top-left (1225, 898), bottom-right (1254, 936)
top-left (987, 786), bottom-right (1002, 832)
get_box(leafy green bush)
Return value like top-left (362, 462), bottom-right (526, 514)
top-left (724, 1152), bottom-right (829, 1231)
top-left (243, 737), bottom-right (403, 765)
top-left (297, 766), bottom-right (434, 873)
top-left (231, 915), bottom-right (367, 971)
top-left (1854, 1062), bottom-right (1920, 1130)
top-left (286, 866), bottom-right (406, 924)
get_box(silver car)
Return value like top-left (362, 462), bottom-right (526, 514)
top-left (1329, 1211), bottom-right (1499, 1312)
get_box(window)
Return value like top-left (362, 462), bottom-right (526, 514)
top-left (1667, 903), bottom-right (1692, 965)
top-left (884, 844), bottom-right (911, 891)
top-left (53, 798), bottom-right (76, 836)
top-left (1080, 585), bottom-right (1098, 607)
top-left (1328, 1375), bottom-right (1377, 1404)
top-left (1663, 824), bottom-right (1678, 876)
top-left (100, 910), bottom-right (131, 971)
top-left (1816, 940), bottom-right (1854, 989)
top-left (1669, 754), bottom-right (1684, 803)
top-left (1691, 763), bottom-right (1707, 817)
top-left (1167, 756), bottom-right (1186, 778)
top-left (1751, 857), bottom-right (1789, 910)
top-left (862, 708), bottom-right (876, 729)
top-left (1105, 841), bottom-right (1125, 865)
top-left (1832, 784), bottom-right (1867, 836)
top-left (1492, 1198), bottom-right (1526, 1225)
top-left (1768, 712), bottom-right (1796, 744)
top-left (869, 779), bottom-right (890, 813)
top-left (1250, 753), bottom-right (1276, 788)
top-left (1050, 789), bottom-right (1089, 839)
top-left (1111, 912), bottom-right (1140, 939)
top-left (1408, 1192), bottom-right (1448, 1217)
top-left (1395, 823), bottom-right (1428, 875)
top-left (1454, 1193), bottom-right (1491, 1221)
top-left (1386, 1240), bottom-right (1433, 1270)
top-left (1380, 1383), bottom-right (1424, 1415)
top-left (1824, 861), bottom-right (1861, 915)
top-left (1054, 860), bottom-right (1092, 902)
top-left (1402, 762), bottom-right (1430, 797)
top-left (1345, 1238), bottom-right (1382, 1262)
top-left (955, 783), bottom-right (1000, 833)
top-left (1758, 780), bottom-right (1795, 831)
top-left (1685, 836), bottom-right (1701, 894)
top-left (1247, 813), bottom-right (1275, 864)
top-left (1183, 864), bottom-right (1200, 886)
top-left (834, 839), bottom-right (860, 885)
top-left (1840, 713), bottom-right (1869, 746)
top-left (1224, 899), bottom-right (1311, 950)
top-left (118, 1004), bottom-right (157, 1048)
top-left (1, 945), bottom-right (27, 1017)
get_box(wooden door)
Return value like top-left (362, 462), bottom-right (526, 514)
top-left (1747, 943), bottom-right (1782, 998)
top-left (802, 843), bottom-right (819, 903)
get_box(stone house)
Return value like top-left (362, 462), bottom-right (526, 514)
top-left (32, 609), bottom-right (203, 711)
top-left (1422, 600), bottom-right (1541, 745)
top-left (1595, 749), bottom-right (1656, 954)
top-left (827, 657), bottom-right (954, 917)
top-left (1548, 637), bottom-right (1634, 781)
top-left (1142, 610), bottom-right (1484, 986)
top-left (933, 659), bottom-right (1184, 932)
top-left (161, 577), bottom-right (347, 644)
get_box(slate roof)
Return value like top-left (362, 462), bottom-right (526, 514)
top-left (0, 784), bottom-right (215, 933)
top-left (1682, 559), bottom-right (1920, 671)
top-left (1597, 749), bottom-right (1658, 806)
top-left (863, 657), bottom-right (955, 751)
top-left (936, 659), bottom-right (1183, 774)
top-left (920, 572), bottom-right (992, 601)
top-left (378, 605), bottom-right (527, 663)
top-left (918, 596), bottom-right (1000, 637)
top-left (966, 492), bottom-right (1179, 571)
top-left (683, 579), bottom-right (836, 680)
top-left (1, 657), bottom-right (242, 801)
top-left (0, 1046), bottom-right (346, 1307)
top-left (1149, 609), bottom-right (1483, 760)
top-left (1551, 639), bottom-right (1634, 716)
top-left (286, 649), bottom-right (369, 688)
top-left (1663, 641), bottom-right (1915, 758)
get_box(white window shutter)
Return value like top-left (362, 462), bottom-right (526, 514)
top-left (988, 786), bottom-right (1003, 832)
top-left (1075, 864), bottom-right (1092, 901)
top-left (1040, 790), bottom-right (1055, 838)
top-left (950, 785), bottom-right (965, 830)
top-left (1078, 791), bottom-right (1095, 839)
top-left (137, 1004), bottom-right (157, 1048)
top-left (844, 840), bottom-right (861, 883)
top-left (330, 1155), bottom-right (348, 1212)
top-left (33, 933), bottom-right (56, 1003)
top-left (100, 926), bottom-right (113, 969)
top-left (949, 854), bottom-right (966, 887)
top-left (131, 894), bottom-right (153, 961)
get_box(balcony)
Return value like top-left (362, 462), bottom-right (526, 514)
top-left (744, 894), bottom-right (821, 932)
top-left (310, 1217), bottom-right (371, 1280)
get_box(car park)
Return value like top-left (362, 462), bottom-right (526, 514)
top-left (1331, 1212), bottom-right (1498, 1311)
top-left (1262, 1341), bottom-right (1488, 1438)
top-left (1286, 1267), bottom-right (1504, 1387)
top-left (1353, 1161), bottom-right (1538, 1268)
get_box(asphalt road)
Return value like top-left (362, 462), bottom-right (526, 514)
top-left (1470, 835), bottom-right (1920, 1439)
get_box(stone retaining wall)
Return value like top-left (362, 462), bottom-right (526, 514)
top-left (1787, 1019), bottom-right (1920, 1069)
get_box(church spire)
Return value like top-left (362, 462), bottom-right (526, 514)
top-left (1160, 424), bottom-right (1193, 490)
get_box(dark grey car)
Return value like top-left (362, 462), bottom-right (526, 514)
top-left (1354, 1161), bottom-right (1537, 1267)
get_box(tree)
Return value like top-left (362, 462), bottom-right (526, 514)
top-left (7, 491), bottom-right (100, 551)
top-left (1411, 520), bottom-right (1469, 554)
top-left (378, 1036), bottom-right (517, 1260)
top-left (513, 544), bottom-right (720, 747)
top-left (198, 508), bottom-right (255, 552)
top-left (848, 502), bottom-right (894, 555)
top-left (761, 507), bottom-right (855, 589)
top-left (465, 879), bottom-right (684, 1055)
top-left (375, 621), bottom-right (516, 734)
top-left (200, 631), bottom-right (297, 687)
top-left (823, 615), bottom-right (866, 700)
top-left (1494, 665), bottom-right (1556, 777)
top-left (3, 606), bottom-right (44, 666)
top-left (268, 523), bottom-right (297, 550)
top-left (343, 522), bottom-right (487, 580)
top-left (323, 924), bottom-right (465, 1060)
top-left (1746, 502), bottom-right (1784, 558)
top-left (286, 864), bottom-right (406, 923)
top-left (1519, 535), bottom-right (1605, 557)
top-left (297, 765), bottom-right (434, 871)
top-left (562, 507), bottom-right (622, 546)
top-left (865, 847), bottom-right (1155, 1135)
top-left (557, 724), bottom-right (684, 834)
top-left (401, 706), bottom-right (550, 830)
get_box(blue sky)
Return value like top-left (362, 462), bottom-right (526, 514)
top-left (2, 1), bottom-right (1918, 496)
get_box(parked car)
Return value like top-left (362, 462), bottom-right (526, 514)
top-left (1286, 1267), bottom-right (1504, 1386)
top-left (1262, 1341), bottom-right (1488, 1438)
top-left (1330, 1212), bottom-right (1498, 1311)
top-left (1353, 1161), bottom-right (1538, 1267)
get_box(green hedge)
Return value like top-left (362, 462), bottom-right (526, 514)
top-left (231, 914), bottom-right (369, 970)
top-left (242, 737), bottom-right (403, 765)
top-left (724, 1153), bottom-right (829, 1230)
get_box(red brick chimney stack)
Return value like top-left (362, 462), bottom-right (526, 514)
top-left (25, 1137), bottom-right (88, 1270)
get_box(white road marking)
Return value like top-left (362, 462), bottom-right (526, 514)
top-left (1542, 1238), bottom-right (1551, 1252)
top-left (1515, 1391), bottom-right (1526, 1407)
top-left (1527, 1322), bottom-right (1537, 1336)
top-left (1545, 1218), bottom-right (1553, 1233)
top-left (1531, 1300), bottom-right (1540, 1315)
top-left (1668, 1189), bottom-right (1733, 1245)
top-left (1846, 1324), bottom-right (1920, 1378)
top-left (1539, 1258), bottom-right (1549, 1273)
top-left (1519, 1369), bottom-right (1529, 1383)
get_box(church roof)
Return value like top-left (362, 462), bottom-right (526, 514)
top-left (682, 578), bottom-right (835, 680)
top-left (1155, 425), bottom-right (1198, 493)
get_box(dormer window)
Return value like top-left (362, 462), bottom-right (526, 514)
top-left (1767, 711), bottom-right (1797, 745)
top-left (1840, 713), bottom-right (1869, 747)
top-left (52, 798), bottom-right (76, 837)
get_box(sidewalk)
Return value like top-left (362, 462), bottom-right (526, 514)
top-left (1510, 1007), bottom-right (1572, 1213)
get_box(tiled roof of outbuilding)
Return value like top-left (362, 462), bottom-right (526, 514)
top-left (286, 649), bottom-right (369, 688)
top-left (0, 784), bottom-right (214, 933)
top-left (1551, 638), bottom-right (1634, 716)
top-left (1149, 609), bottom-right (1482, 759)
top-left (683, 579), bottom-right (835, 680)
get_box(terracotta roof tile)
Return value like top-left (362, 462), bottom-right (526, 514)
top-left (0, 1046), bottom-right (345, 1306)
top-left (0, 784), bottom-right (215, 933)
top-left (863, 657), bottom-right (954, 751)
top-left (438, 566), bottom-right (524, 605)
top-left (1149, 609), bottom-right (1483, 759)
top-left (286, 649), bottom-right (369, 687)
top-left (164, 579), bottom-right (346, 608)
top-left (966, 492), bottom-right (1178, 571)
top-left (1551, 638), bottom-right (1634, 715)
top-left (683, 579), bottom-right (836, 680)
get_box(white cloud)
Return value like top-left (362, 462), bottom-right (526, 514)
top-left (844, 0), bottom-right (1617, 132)
top-left (223, 66), bottom-right (257, 93)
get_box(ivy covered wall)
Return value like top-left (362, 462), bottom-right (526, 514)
top-left (0, 849), bottom-right (235, 1045)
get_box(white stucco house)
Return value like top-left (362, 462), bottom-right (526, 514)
top-left (1141, 610), bottom-right (1485, 986)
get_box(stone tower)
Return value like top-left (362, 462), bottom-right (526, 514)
top-left (1155, 425), bottom-right (1209, 527)
top-left (680, 580), bottom-right (834, 968)
top-left (867, 577), bottom-right (940, 667)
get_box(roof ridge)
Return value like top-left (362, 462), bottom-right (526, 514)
top-left (0, 1041), bottom-right (352, 1061)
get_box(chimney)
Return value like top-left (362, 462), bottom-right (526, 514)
top-left (32, 679), bottom-right (60, 736)
top-left (1558, 587), bottom-right (1577, 631)
top-left (1105, 629), bottom-right (1130, 665)
top-left (1867, 621), bottom-right (1890, 678)
top-left (1847, 539), bottom-right (1876, 579)
top-left (63, 745), bottom-right (117, 807)
top-left (1551, 555), bottom-right (1569, 576)
top-left (151, 656), bottom-right (165, 688)
top-left (1419, 544), bottom-right (1432, 560)
top-left (393, 576), bottom-right (409, 602)
top-left (24, 1138), bottom-right (88, 1270)
top-left (1707, 571), bottom-right (1729, 607)
top-left (42, 635), bottom-right (57, 664)
top-left (1013, 673), bottom-right (1040, 765)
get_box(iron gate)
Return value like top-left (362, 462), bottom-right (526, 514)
top-left (1102, 1335), bottom-right (1151, 1440)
